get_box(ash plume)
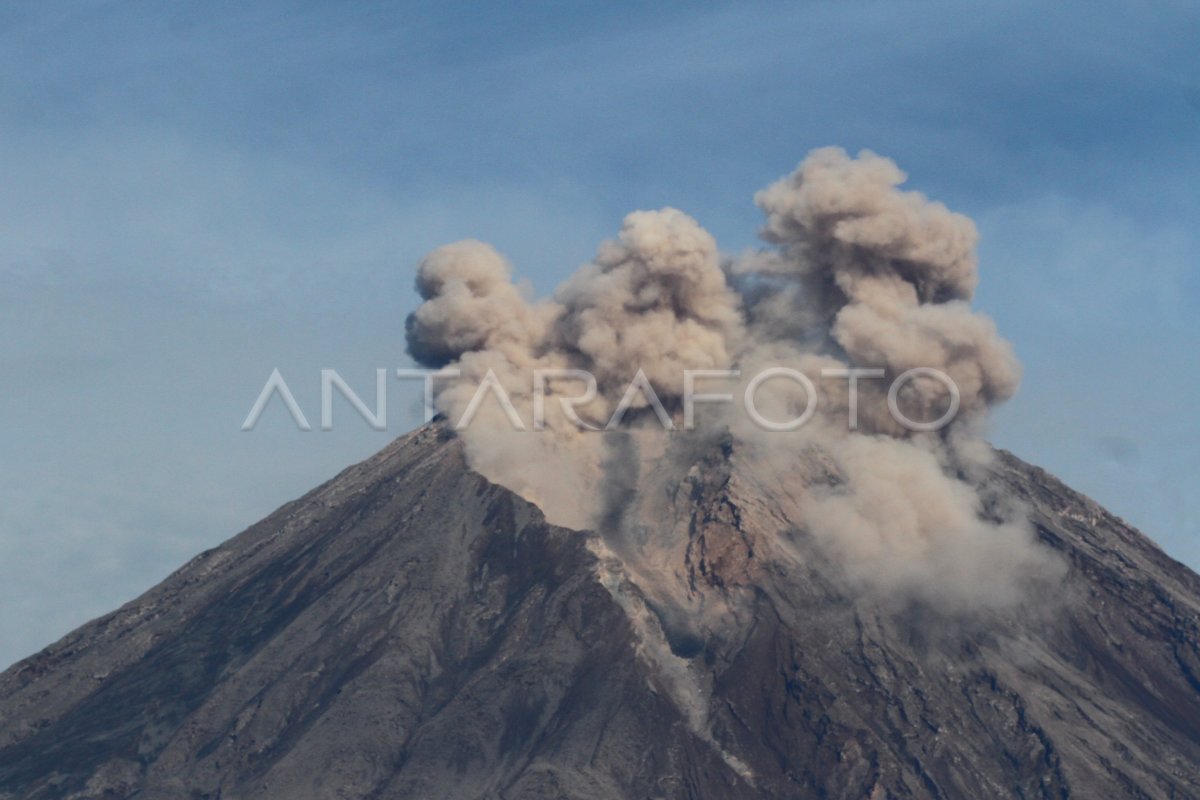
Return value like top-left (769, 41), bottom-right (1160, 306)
top-left (404, 147), bottom-right (1060, 609)
top-left (737, 147), bottom-right (1020, 435)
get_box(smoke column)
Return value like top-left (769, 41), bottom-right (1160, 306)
top-left (405, 147), bottom-right (1060, 610)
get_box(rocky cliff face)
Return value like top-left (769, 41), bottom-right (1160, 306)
top-left (1, 424), bottom-right (1198, 799)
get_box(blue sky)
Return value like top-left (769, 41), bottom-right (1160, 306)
top-left (1, 0), bottom-right (1197, 667)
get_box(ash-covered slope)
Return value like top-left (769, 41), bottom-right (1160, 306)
top-left (0, 425), bottom-right (747, 800)
top-left (2, 424), bottom-right (1199, 799)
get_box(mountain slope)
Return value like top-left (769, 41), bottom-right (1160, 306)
top-left (1, 424), bottom-right (1198, 799)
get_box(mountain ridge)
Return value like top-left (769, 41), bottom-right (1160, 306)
top-left (2, 423), bottom-right (1198, 799)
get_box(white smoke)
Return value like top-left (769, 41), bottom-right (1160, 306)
top-left (405, 147), bottom-right (1061, 609)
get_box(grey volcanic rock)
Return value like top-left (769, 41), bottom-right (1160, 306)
top-left (1, 424), bottom-right (1199, 799)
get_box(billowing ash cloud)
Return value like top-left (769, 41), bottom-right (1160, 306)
top-left (737, 147), bottom-right (1020, 435)
top-left (404, 240), bottom-right (553, 368)
top-left (554, 208), bottom-right (743, 397)
top-left (404, 147), bottom-right (1059, 610)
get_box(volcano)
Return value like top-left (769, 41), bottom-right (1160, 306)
top-left (1, 423), bottom-right (1199, 799)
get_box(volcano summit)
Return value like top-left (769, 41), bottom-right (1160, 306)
top-left (2, 149), bottom-right (1197, 799)
top-left (0, 424), bottom-right (1198, 798)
